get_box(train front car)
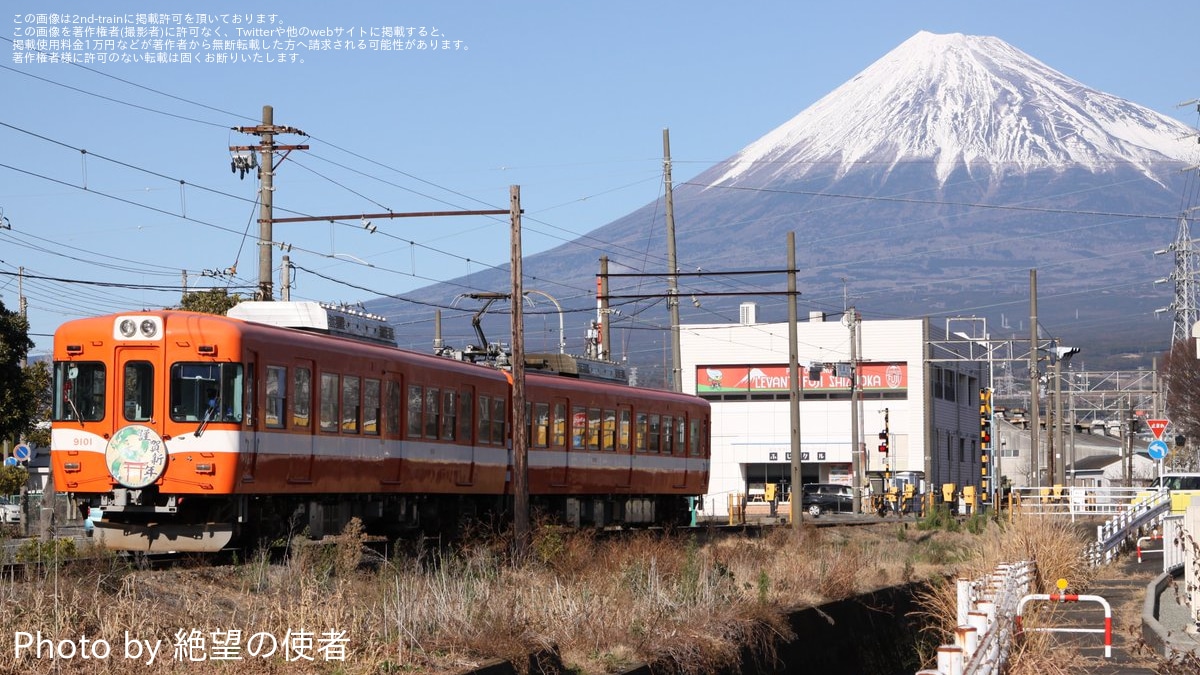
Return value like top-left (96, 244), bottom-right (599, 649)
top-left (51, 311), bottom-right (244, 553)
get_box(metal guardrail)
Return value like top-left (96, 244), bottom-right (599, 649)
top-left (1086, 489), bottom-right (1169, 566)
top-left (916, 560), bottom-right (1036, 675)
top-left (1008, 486), bottom-right (1150, 520)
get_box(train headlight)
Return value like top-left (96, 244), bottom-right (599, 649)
top-left (113, 315), bottom-right (163, 341)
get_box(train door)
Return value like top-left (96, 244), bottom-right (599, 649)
top-left (241, 351), bottom-right (259, 481)
top-left (617, 405), bottom-right (634, 488)
top-left (672, 412), bottom-right (691, 489)
top-left (381, 377), bottom-right (404, 485)
top-left (286, 360), bottom-right (316, 483)
top-left (548, 397), bottom-right (569, 487)
top-left (113, 346), bottom-right (166, 487)
top-left (455, 385), bottom-right (475, 486)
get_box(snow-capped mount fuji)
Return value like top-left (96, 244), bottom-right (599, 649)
top-left (712, 31), bottom-right (1194, 187)
top-left (368, 31), bottom-right (1197, 381)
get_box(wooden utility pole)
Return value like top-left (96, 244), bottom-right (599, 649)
top-left (231, 105), bottom-right (308, 301)
top-left (663, 129), bottom-right (682, 392)
top-left (510, 186), bottom-right (530, 558)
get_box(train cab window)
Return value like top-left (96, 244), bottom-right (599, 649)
top-left (407, 385), bottom-right (423, 438)
top-left (618, 409), bottom-right (631, 452)
top-left (293, 368), bottom-right (312, 429)
top-left (648, 414), bottom-right (661, 454)
top-left (123, 361), bottom-right (154, 422)
top-left (532, 402), bottom-right (550, 448)
top-left (319, 372), bottom-right (339, 433)
top-left (423, 388), bottom-right (440, 439)
top-left (661, 416), bottom-right (674, 455)
top-left (601, 409), bottom-right (616, 451)
top-left (54, 361), bottom-right (106, 422)
top-left (552, 403), bottom-right (567, 448)
top-left (265, 366), bottom-right (286, 429)
top-left (635, 412), bottom-right (648, 452)
top-left (440, 390), bottom-right (457, 440)
top-left (169, 363), bottom-right (244, 424)
top-left (342, 375), bottom-right (361, 434)
top-left (364, 378), bottom-right (380, 436)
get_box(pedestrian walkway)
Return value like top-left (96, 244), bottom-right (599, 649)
top-left (1040, 555), bottom-right (1175, 674)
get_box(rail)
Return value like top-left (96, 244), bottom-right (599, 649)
top-left (915, 560), bottom-right (1036, 675)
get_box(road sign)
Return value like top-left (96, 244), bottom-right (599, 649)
top-left (1148, 439), bottom-right (1169, 460)
top-left (2, 457), bottom-right (15, 467)
top-left (13, 444), bottom-right (29, 461)
top-left (1147, 418), bottom-right (1169, 440)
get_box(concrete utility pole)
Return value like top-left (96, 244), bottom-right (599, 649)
top-left (663, 129), bottom-right (682, 393)
top-left (1029, 269), bottom-right (1041, 487)
top-left (787, 232), bottom-right (803, 527)
top-left (231, 105), bottom-right (309, 301)
top-left (848, 308), bottom-right (862, 514)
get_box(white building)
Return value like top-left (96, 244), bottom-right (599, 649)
top-left (680, 305), bottom-right (985, 516)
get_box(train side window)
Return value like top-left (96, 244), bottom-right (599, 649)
top-left (648, 414), bottom-right (661, 454)
top-left (364, 378), bottom-right (380, 436)
top-left (552, 403), bottom-right (567, 448)
top-left (601, 409), bottom-right (616, 451)
top-left (491, 397), bottom-right (506, 445)
top-left (53, 361), bottom-right (106, 422)
top-left (424, 387), bottom-right (440, 439)
top-left (571, 406), bottom-right (587, 450)
top-left (441, 390), bottom-right (457, 440)
top-left (618, 409), bottom-right (631, 452)
top-left (532, 402), bottom-right (549, 448)
top-left (457, 388), bottom-right (473, 442)
top-left (635, 412), bottom-right (648, 452)
top-left (587, 408), bottom-right (601, 450)
top-left (293, 368), bottom-right (311, 429)
top-left (319, 372), bottom-right (339, 433)
top-left (265, 366), bottom-right (286, 429)
top-left (342, 375), bottom-right (361, 434)
top-left (478, 395), bottom-right (492, 445)
top-left (123, 361), bottom-right (154, 422)
top-left (406, 384), bottom-right (423, 438)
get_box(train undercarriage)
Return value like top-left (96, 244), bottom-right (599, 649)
top-left (80, 488), bottom-right (695, 554)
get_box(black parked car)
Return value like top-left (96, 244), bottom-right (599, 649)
top-left (801, 483), bottom-right (854, 517)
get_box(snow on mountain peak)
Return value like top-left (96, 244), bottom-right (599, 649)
top-left (711, 31), bottom-right (1195, 187)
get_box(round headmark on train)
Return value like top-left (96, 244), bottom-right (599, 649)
top-left (105, 425), bottom-right (168, 489)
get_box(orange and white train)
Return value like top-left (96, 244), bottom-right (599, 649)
top-left (49, 302), bottom-right (710, 552)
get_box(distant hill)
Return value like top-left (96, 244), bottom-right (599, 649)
top-left (367, 31), bottom-right (1196, 382)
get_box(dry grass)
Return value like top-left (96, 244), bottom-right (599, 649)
top-left (0, 518), bottom-right (990, 674)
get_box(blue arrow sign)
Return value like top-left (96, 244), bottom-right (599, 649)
top-left (1148, 439), bottom-right (1169, 460)
top-left (2, 457), bottom-right (16, 467)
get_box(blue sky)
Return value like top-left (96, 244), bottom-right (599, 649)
top-left (3, 0), bottom-right (1198, 355)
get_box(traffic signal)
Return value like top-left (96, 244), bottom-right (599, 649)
top-left (979, 388), bottom-right (993, 450)
top-left (878, 429), bottom-right (889, 454)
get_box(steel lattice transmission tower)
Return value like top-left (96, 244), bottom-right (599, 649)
top-left (1157, 215), bottom-right (1200, 346)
